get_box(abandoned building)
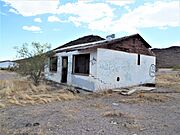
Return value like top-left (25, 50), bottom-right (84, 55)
top-left (44, 33), bottom-right (156, 91)
top-left (0, 60), bottom-right (17, 69)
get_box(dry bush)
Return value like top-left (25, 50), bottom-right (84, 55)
top-left (119, 93), bottom-right (170, 104)
top-left (103, 111), bottom-right (128, 117)
top-left (156, 73), bottom-right (180, 86)
top-left (65, 108), bottom-right (80, 114)
top-left (138, 93), bottom-right (169, 102)
top-left (87, 89), bottom-right (114, 99)
top-left (63, 107), bottom-right (81, 120)
top-left (102, 110), bottom-right (137, 119)
top-left (0, 102), bottom-right (5, 108)
top-left (0, 70), bottom-right (7, 73)
top-left (0, 78), bottom-right (79, 108)
top-left (156, 72), bottom-right (180, 92)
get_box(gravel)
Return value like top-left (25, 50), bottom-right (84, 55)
top-left (0, 90), bottom-right (180, 135)
top-left (0, 70), bottom-right (180, 135)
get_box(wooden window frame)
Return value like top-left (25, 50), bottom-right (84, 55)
top-left (72, 54), bottom-right (90, 76)
top-left (49, 56), bottom-right (58, 72)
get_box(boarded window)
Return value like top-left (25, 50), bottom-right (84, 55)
top-left (50, 56), bottom-right (58, 72)
top-left (73, 54), bottom-right (90, 75)
top-left (137, 54), bottom-right (140, 65)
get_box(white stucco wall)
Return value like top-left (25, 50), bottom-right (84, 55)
top-left (45, 48), bottom-right (156, 92)
top-left (44, 50), bottom-right (98, 91)
top-left (95, 48), bottom-right (156, 91)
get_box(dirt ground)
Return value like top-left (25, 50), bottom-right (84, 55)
top-left (0, 69), bottom-right (180, 135)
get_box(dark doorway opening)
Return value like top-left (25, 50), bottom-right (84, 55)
top-left (61, 56), bottom-right (68, 83)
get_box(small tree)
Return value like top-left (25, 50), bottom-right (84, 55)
top-left (15, 42), bottom-right (51, 85)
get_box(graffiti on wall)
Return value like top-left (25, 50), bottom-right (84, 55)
top-left (149, 64), bottom-right (156, 77)
top-left (90, 57), bottom-right (97, 65)
top-left (99, 61), bottom-right (121, 73)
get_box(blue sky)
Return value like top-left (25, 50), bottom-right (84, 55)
top-left (0, 0), bottom-right (179, 61)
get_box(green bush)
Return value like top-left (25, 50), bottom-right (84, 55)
top-left (173, 65), bottom-right (180, 71)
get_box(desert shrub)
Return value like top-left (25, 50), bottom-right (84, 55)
top-left (15, 42), bottom-right (51, 85)
top-left (173, 65), bottom-right (180, 71)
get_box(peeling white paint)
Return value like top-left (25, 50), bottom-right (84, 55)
top-left (45, 48), bottom-right (156, 92)
top-left (45, 50), bottom-right (97, 91)
top-left (95, 48), bottom-right (155, 91)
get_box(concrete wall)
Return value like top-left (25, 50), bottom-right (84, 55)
top-left (44, 50), bottom-right (97, 91)
top-left (45, 48), bottom-right (156, 92)
top-left (95, 48), bottom-right (156, 91)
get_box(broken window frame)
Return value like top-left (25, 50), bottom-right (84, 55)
top-left (72, 53), bottom-right (90, 76)
top-left (49, 56), bottom-right (58, 72)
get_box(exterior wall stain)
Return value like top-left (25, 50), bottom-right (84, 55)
top-left (71, 75), bottom-right (95, 90)
top-left (90, 75), bottom-right (107, 84)
top-left (45, 50), bottom-right (98, 91)
top-left (95, 48), bottom-right (155, 91)
top-left (45, 47), bottom-right (156, 92)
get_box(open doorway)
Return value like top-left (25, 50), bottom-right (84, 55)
top-left (61, 56), bottom-right (68, 83)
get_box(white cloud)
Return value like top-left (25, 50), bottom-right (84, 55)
top-left (47, 16), bottom-right (63, 23)
top-left (57, 1), bottom-right (114, 27)
top-left (22, 26), bottom-right (41, 32)
top-left (107, 0), bottom-right (134, 6)
top-left (87, 0), bottom-right (179, 33)
top-left (2, 0), bottom-right (179, 34)
top-left (124, 5), bottom-right (131, 12)
top-left (88, 17), bottom-right (113, 32)
top-left (55, 1), bottom-right (179, 33)
top-left (78, 0), bottom-right (134, 6)
top-left (111, 1), bottom-right (179, 33)
top-left (2, 0), bottom-right (59, 16)
top-left (34, 18), bottom-right (42, 23)
top-left (0, 11), bottom-right (7, 16)
top-left (158, 26), bottom-right (168, 30)
top-left (9, 8), bottom-right (19, 14)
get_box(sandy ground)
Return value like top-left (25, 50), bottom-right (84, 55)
top-left (0, 70), bottom-right (180, 135)
top-left (0, 70), bottom-right (17, 80)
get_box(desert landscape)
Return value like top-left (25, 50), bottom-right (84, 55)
top-left (1, 0), bottom-right (179, 134)
top-left (0, 68), bottom-right (180, 135)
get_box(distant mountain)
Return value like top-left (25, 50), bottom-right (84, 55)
top-left (152, 46), bottom-right (180, 68)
